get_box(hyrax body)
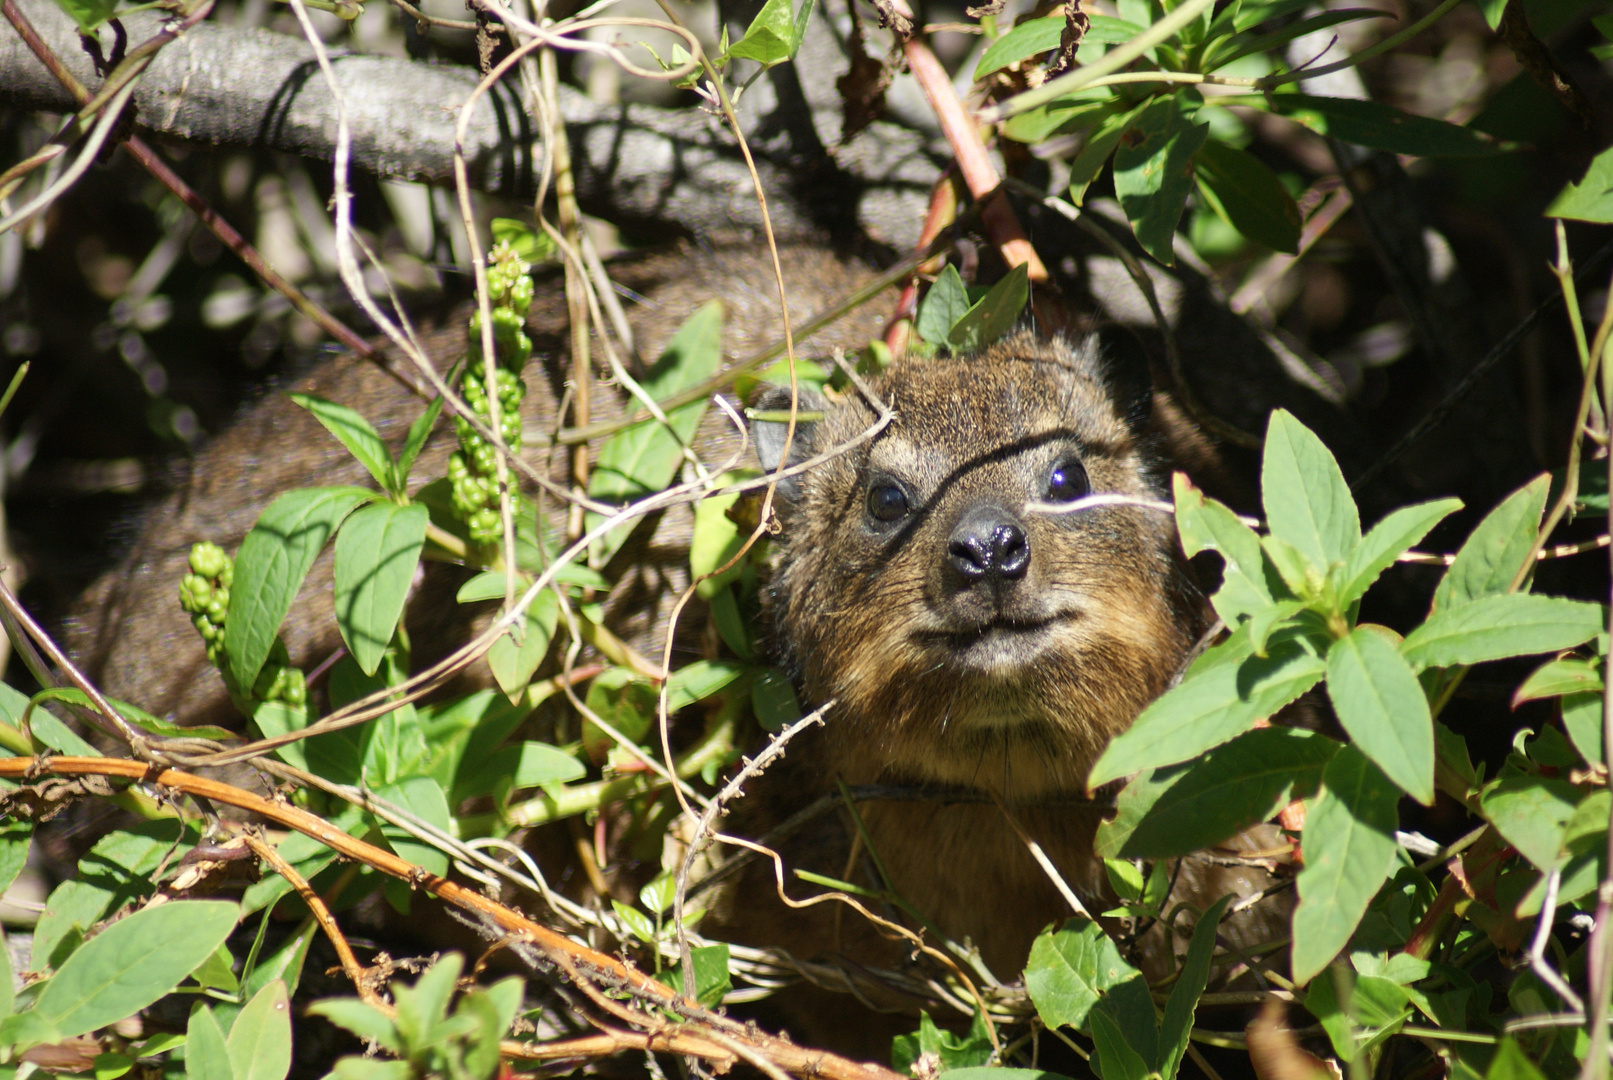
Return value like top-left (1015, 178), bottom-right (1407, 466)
top-left (722, 330), bottom-right (1281, 1028)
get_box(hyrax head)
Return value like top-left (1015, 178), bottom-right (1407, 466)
top-left (752, 330), bottom-right (1201, 796)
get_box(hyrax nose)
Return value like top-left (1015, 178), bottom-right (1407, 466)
top-left (947, 505), bottom-right (1030, 585)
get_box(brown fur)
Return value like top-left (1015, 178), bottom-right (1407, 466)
top-left (713, 332), bottom-right (1286, 1052)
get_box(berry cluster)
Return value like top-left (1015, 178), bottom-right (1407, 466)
top-left (450, 241), bottom-right (533, 545)
top-left (179, 541), bottom-right (306, 709)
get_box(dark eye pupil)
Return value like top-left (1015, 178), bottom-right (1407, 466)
top-left (1048, 459), bottom-right (1088, 502)
top-left (867, 484), bottom-right (909, 522)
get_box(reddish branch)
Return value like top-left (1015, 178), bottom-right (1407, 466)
top-left (0, 755), bottom-right (902, 1080)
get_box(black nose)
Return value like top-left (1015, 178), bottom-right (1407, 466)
top-left (947, 506), bottom-right (1030, 583)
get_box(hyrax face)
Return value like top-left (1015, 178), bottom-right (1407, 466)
top-left (755, 330), bottom-right (1202, 798)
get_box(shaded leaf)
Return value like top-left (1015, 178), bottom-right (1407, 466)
top-left (1192, 139), bottom-right (1301, 253)
top-left (226, 982), bottom-right (292, 1080)
top-left (1159, 895), bottom-right (1234, 1079)
top-left (226, 487), bottom-right (371, 693)
top-left (1113, 97), bottom-right (1209, 265)
top-left (185, 1005), bottom-right (234, 1080)
top-left (949, 263), bottom-right (1030, 351)
top-left (1262, 95), bottom-right (1509, 156)
top-left (1173, 473), bottom-right (1273, 623)
top-left (1089, 637), bottom-right (1325, 786)
top-left (487, 589), bottom-right (560, 700)
top-left (1480, 774), bottom-right (1578, 870)
top-left (1096, 727), bottom-right (1337, 857)
top-left (915, 264), bottom-right (971, 347)
top-left (1291, 749), bottom-right (1400, 984)
top-left (1548, 145), bottom-right (1613, 223)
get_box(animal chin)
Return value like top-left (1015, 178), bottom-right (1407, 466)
top-left (936, 616), bottom-right (1062, 676)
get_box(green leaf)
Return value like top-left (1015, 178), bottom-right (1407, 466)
top-left (915, 264), bottom-right (971, 348)
top-left (948, 263), bottom-right (1030, 352)
top-left (225, 981), bottom-right (292, 1080)
top-left (587, 304), bottom-right (724, 564)
top-left (53, 0), bottom-right (120, 32)
top-left (1290, 748), bottom-right (1400, 984)
top-left (1090, 1007), bottom-right (1152, 1080)
top-left (1091, 977), bottom-right (1158, 1073)
top-left (333, 503), bottom-right (428, 676)
top-left (1262, 409), bottom-right (1359, 573)
top-left (1261, 95), bottom-right (1508, 156)
top-left (226, 487), bottom-right (371, 693)
top-left (0, 819), bottom-right (31, 900)
top-left (1326, 628), bottom-right (1434, 805)
top-left (1548, 145), bottom-right (1613, 223)
top-left (1113, 97), bottom-right (1210, 265)
top-left (289, 395), bottom-right (396, 496)
top-left (1400, 594), bottom-right (1604, 670)
top-left (891, 1013), bottom-right (995, 1074)
top-left (1069, 103), bottom-right (1149, 203)
top-left (1339, 498), bottom-right (1463, 606)
top-left (1096, 727), bottom-right (1337, 857)
top-left (1003, 93), bottom-right (1122, 145)
top-left (975, 14), bottom-right (1142, 78)
top-left (1433, 475), bottom-right (1549, 611)
top-left (1515, 656), bottom-right (1602, 703)
top-left (1207, 7), bottom-right (1391, 71)
top-left (1192, 140), bottom-right (1300, 254)
top-left (655, 944), bottom-right (732, 1007)
top-left (1564, 692), bottom-right (1604, 767)
top-left (1486, 1037), bottom-right (1549, 1079)
top-left (976, 16), bottom-right (1066, 78)
top-left (487, 588), bottom-right (560, 700)
top-left (307, 1000), bottom-right (401, 1052)
top-left (186, 1005), bottom-right (234, 1080)
top-left (396, 396), bottom-right (444, 485)
top-left (1089, 637), bottom-right (1325, 786)
top-left (943, 1072), bottom-right (1075, 1080)
top-left (1023, 918), bottom-right (1140, 1032)
top-left (1172, 476), bottom-right (1275, 623)
top-left (726, 0), bottom-right (814, 65)
top-left (1158, 895), bottom-right (1233, 1080)
top-left (752, 667), bottom-right (802, 731)
top-left (611, 900), bottom-right (657, 943)
top-left (35, 900), bottom-right (240, 1039)
top-left (1482, 773), bottom-right (1578, 870)
top-left (665, 659), bottom-right (747, 710)
top-left (375, 776), bottom-right (452, 878)
top-left (502, 741), bottom-right (587, 789)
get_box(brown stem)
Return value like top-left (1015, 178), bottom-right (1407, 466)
top-left (0, 755), bottom-right (902, 1080)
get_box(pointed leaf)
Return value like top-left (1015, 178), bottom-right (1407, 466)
top-left (1159, 895), bottom-right (1234, 1079)
top-left (226, 982), bottom-right (292, 1080)
top-left (1326, 627), bottom-right (1434, 804)
top-left (1023, 918), bottom-right (1140, 1032)
top-left (1069, 103), bottom-right (1149, 203)
top-left (1480, 775), bottom-right (1578, 871)
top-left (1089, 637), bottom-right (1325, 786)
top-left (1261, 95), bottom-right (1508, 156)
top-left (1262, 409), bottom-right (1359, 572)
top-left (1096, 726), bottom-right (1337, 857)
top-left (1339, 498), bottom-right (1462, 606)
top-left (1290, 748), bottom-right (1400, 984)
top-left (1400, 593), bottom-right (1604, 670)
top-left (915, 265), bottom-right (971, 347)
top-left (396, 396), bottom-right (445, 485)
top-left (949, 263), bottom-right (1030, 351)
top-left (1548, 145), bottom-right (1613, 223)
top-left (488, 588), bottom-right (560, 699)
top-left (186, 1005), bottom-right (234, 1080)
top-left (1173, 473), bottom-right (1273, 622)
top-left (1192, 140), bottom-right (1301, 253)
top-left (334, 503), bottom-right (429, 676)
top-left (226, 487), bottom-right (371, 692)
top-left (1090, 1007), bottom-right (1152, 1080)
top-left (290, 395), bottom-right (396, 495)
top-left (587, 304), bottom-right (723, 564)
top-left (36, 900), bottom-right (240, 1038)
top-left (1113, 97), bottom-right (1209, 265)
top-left (1432, 475), bottom-right (1549, 611)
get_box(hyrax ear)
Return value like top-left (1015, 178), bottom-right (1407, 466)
top-left (1088, 326), bottom-right (1156, 435)
top-left (750, 384), bottom-right (826, 503)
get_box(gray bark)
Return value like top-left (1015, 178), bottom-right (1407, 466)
top-left (0, 0), bottom-right (939, 245)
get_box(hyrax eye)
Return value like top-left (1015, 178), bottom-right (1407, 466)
top-left (1046, 458), bottom-right (1090, 502)
top-left (866, 483), bottom-right (910, 522)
